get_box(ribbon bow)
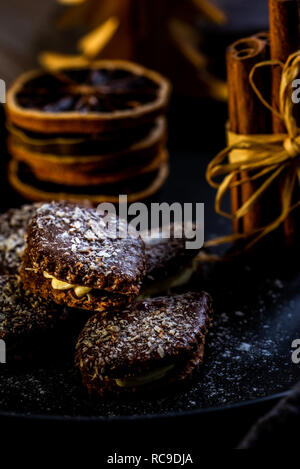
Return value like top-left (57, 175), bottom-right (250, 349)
top-left (206, 51), bottom-right (300, 249)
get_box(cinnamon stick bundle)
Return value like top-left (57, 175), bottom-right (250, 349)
top-left (226, 36), bottom-right (271, 235)
top-left (269, 0), bottom-right (300, 248)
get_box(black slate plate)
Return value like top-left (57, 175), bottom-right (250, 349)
top-left (0, 145), bottom-right (300, 420)
top-left (0, 257), bottom-right (299, 419)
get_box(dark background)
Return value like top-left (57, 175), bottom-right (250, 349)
top-left (0, 0), bottom-right (296, 452)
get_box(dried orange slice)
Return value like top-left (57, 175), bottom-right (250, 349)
top-left (6, 120), bottom-right (157, 156)
top-left (8, 118), bottom-right (166, 185)
top-left (6, 60), bottom-right (171, 134)
top-left (8, 156), bottom-right (169, 204)
top-left (8, 130), bottom-right (167, 186)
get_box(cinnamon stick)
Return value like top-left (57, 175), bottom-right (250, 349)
top-left (269, 0), bottom-right (300, 133)
top-left (253, 32), bottom-right (270, 45)
top-left (226, 37), bottom-right (271, 235)
top-left (269, 0), bottom-right (300, 248)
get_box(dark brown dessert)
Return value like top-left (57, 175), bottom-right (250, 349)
top-left (20, 202), bottom-right (146, 312)
top-left (76, 292), bottom-right (213, 395)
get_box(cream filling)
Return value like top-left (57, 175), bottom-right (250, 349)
top-left (43, 271), bottom-right (92, 298)
top-left (115, 364), bottom-right (175, 388)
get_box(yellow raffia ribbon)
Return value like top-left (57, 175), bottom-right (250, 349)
top-left (206, 51), bottom-right (300, 250)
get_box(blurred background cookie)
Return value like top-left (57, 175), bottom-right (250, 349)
top-left (140, 223), bottom-right (202, 297)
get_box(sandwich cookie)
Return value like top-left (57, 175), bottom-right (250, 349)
top-left (75, 292), bottom-right (213, 396)
top-left (140, 224), bottom-right (201, 297)
top-left (20, 202), bottom-right (145, 312)
top-left (0, 274), bottom-right (66, 359)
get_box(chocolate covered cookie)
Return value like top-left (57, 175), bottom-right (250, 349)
top-left (76, 292), bottom-right (213, 396)
top-left (0, 274), bottom-right (66, 359)
top-left (20, 202), bottom-right (145, 312)
top-left (0, 203), bottom-right (40, 275)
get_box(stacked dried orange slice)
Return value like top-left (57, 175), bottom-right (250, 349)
top-left (6, 60), bottom-right (171, 203)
